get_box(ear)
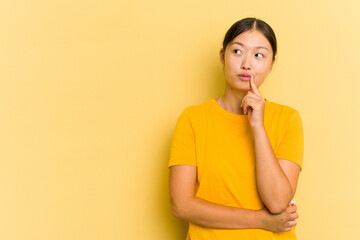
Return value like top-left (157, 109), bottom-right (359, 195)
top-left (219, 48), bottom-right (225, 66)
top-left (268, 59), bottom-right (275, 74)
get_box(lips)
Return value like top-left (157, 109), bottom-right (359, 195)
top-left (238, 73), bottom-right (252, 81)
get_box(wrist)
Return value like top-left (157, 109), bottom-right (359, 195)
top-left (252, 125), bottom-right (266, 135)
top-left (235, 208), bottom-right (266, 229)
top-left (256, 208), bottom-right (269, 230)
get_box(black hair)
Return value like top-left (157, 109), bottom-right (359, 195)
top-left (222, 18), bottom-right (277, 61)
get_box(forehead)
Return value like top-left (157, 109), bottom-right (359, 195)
top-left (230, 30), bottom-right (272, 50)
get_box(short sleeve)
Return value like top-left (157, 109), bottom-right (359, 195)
top-left (275, 110), bottom-right (304, 171)
top-left (168, 108), bottom-right (197, 167)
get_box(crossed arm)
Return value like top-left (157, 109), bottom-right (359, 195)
top-left (253, 126), bottom-right (301, 214)
top-left (169, 127), bottom-right (301, 230)
top-left (169, 165), bottom-right (263, 229)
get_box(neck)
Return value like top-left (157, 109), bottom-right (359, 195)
top-left (216, 84), bottom-right (249, 115)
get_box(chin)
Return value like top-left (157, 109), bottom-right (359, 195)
top-left (227, 83), bottom-right (251, 91)
top-left (227, 84), bottom-right (249, 92)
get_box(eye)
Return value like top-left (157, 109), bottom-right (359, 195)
top-left (255, 53), bottom-right (264, 58)
top-left (233, 49), bottom-right (242, 55)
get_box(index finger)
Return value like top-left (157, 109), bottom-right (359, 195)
top-left (250, 74), bottom-right (261, 97)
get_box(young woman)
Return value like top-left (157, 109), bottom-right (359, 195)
top-left (168, 18), bottom-right (304, 240)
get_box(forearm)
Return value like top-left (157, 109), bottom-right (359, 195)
top-left (253, 126), bottom-right (293, 213)
top-left (172, 196), bottom-right (264, 229)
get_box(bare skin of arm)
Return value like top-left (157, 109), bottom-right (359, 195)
top-left (169, 165), bottom-right (298, 232)
top-left (241, 77), bottom-right (302, 214)
top-left (253, 126), bottom-right (301, 214)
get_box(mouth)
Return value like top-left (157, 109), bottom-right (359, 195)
top-left (238, 74), bottom-right (252, 81)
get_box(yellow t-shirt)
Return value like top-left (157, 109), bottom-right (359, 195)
top-left (168, 97), bottom-right (304, 240)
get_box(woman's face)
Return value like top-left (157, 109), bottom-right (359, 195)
top-left (220, 29), bottom-right (275, 91)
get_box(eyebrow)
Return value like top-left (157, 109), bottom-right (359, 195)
top-left (230, 42), bottom-right (269, 52)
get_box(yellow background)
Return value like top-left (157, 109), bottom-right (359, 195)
top-left (0, 0), bottom-right (359, 239)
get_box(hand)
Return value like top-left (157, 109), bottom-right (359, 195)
top-left (259, 203), bottom-right (299, 232)
top-left (240, 74), bottom-right (265, 128)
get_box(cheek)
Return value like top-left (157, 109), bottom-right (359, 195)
top-left (224, 62), bottom-right (236, 74)
top-left (254, 68), bottom-right (267, 77)
top-left (254, 64), bottom-right (271, 76)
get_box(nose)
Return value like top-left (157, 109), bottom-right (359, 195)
top-left (241, 54), bottom-right (251, 70)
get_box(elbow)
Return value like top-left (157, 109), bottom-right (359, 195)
top-left (266, 201), bottom-right (289, 214)
top-left (265, 190), bottom-right (295, 214)
top-left (170, 199), bottom-right (188, 219)
top-left (267, 205), bottom-right (286, 215)
top-left (171, 203), bottom-right (183, 219)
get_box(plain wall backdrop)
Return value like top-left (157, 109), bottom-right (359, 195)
top-left (1, 0), bottom-right (359, 239)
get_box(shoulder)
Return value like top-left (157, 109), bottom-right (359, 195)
top-left (174, 99), bottom-right (213, 132)
top-left (265, 98), bottom-right (302, 124)
top-left (180, 98), bottom-right (212, 118)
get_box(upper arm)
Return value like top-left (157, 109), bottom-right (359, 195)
top-left (275, 110), bottom-right (304, 172)
top-left (168, 108), bottom-right (197, 167)
top-left (169, 165), bottom-right (197, 217)
top-left (275, 110), bottom-right (304, 198)
top-left (277, 158), bottom-right (301, 198)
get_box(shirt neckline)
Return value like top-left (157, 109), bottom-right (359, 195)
top-left (210, 97), bottom-right (268, 122)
